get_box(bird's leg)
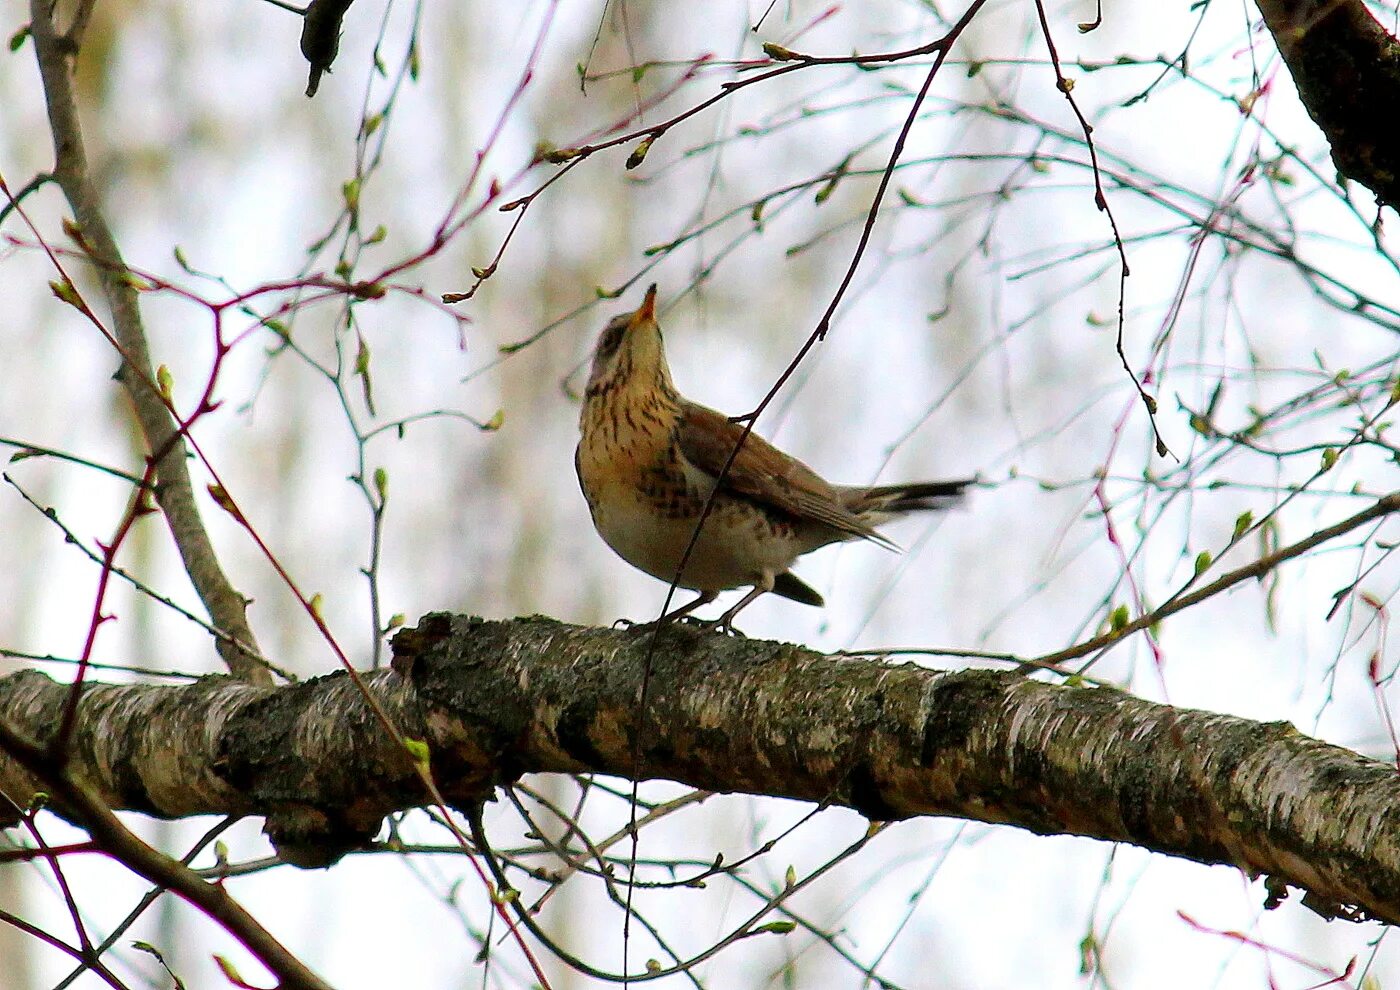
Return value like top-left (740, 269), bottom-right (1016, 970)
top-left (660, 590), bottom-right (719, 625)
top-left (697, 574), bottom-right (776, 636)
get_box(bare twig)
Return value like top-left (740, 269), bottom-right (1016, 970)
top-left (1033, 490), bottom-right (1400, 668)
top-left (0, 721), bottom-right (332, 990)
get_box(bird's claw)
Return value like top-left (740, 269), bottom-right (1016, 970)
top-left (679, 617), bottom-right (746, 637)
top-left (612, 614), bottom-right (741, 636)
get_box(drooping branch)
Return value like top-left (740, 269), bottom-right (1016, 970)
top-left (28, 0), bottom-right (268, 683)
top-left (0, 718), bottom-right (333, 990)
top-left (1256, 0), bottom-right (1400, 210)
top-left (0, 614), bottom-right (1396, 925)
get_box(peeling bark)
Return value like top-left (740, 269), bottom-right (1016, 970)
top-left (1, 613), bottom-right (1396, 923)
top-left (1257, 0), bottom-right (1400, 210)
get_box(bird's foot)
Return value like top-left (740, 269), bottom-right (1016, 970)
top-left (682, 617), bottom-right (747, 638)
top-left (615, 614), bottom-right (737, 635)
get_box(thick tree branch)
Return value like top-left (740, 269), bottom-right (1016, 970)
top-left (1, 614), bottom-right (1396, 925)
top-left (28, 0), bottom-right (268, 684)
top-left (1257, 0), bottom-right (1400, 210)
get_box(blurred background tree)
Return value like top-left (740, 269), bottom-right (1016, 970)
top-left (1, 0), bottom-right (1398, 986)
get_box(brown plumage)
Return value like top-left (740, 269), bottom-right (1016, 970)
top-left (575, 284), bottom-right (974, 631)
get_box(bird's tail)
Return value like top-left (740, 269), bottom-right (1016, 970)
top-left (845, 478), bottom-right (976, 516)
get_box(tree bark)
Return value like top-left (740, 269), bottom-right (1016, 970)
top-left (1256, 0), bottom-right (1400, 210)
top-left (1, 613), bottom-right (1396, 923)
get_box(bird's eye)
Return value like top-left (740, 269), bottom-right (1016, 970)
top-left (596, 320), bottom-right (626, 358)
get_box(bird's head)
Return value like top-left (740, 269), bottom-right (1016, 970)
top-left (585, 284), bottom-right (672, 396)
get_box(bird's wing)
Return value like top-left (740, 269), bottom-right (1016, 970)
top-left (677, 401), bottom-right (885, 543)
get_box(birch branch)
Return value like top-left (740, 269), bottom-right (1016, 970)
top-left (1, 613), bottom-right (1395, 924)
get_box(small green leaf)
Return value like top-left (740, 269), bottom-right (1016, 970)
top-left (361, 113), bottom-right (384, 138)
top-left (342, 178), bottom-right (361, 211)
top-left (49, 278), bottom-right (82, 308)
top-left (156, 364), bottom-right (175, 404)
top-left (542, 146), bottom-right (583, 164)
top-left (403, 737), bottom-right (430, 767)
top-left (8, 24), bottom-right (30, 51)
top-left (756, 920), bottom-right (797, 934)
top-left (213, 956), bottom-right (243, 984)
top-left (1078, 933), bottom-right (1097, 974)
top-left (1320, 447), bottom-right (1338, 472)
top-left (1193, 550), bottom-right (1212, 577)
top-left (1109, 604), bottom-right (1130, 632)
top-left (365, 224), bottom-right (387, 245)
top-left (207, 484), bottom-right (242, 522)
top-left (762, 42), bottom-right (799, 61)
top-left (625, 137), bottom-right (653, 170)
top-left (308, 593), bottom-right (324, 619)
top-left (483, 408), bottom-right (505, 431)
top-left (1232, 510), bottom-right (1253, 540)
top-left (355, 332), bottom-right (376, 415)
top-left (385, 613), bottom-right (406, 632)
top-left (373, 467), bottom-right (388, 501)
top-left (784, 864), bottom-right (796, 888)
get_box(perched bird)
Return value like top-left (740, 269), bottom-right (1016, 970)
top-left (575, 284), bottom-right (973, 632)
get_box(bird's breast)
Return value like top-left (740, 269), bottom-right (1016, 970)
top-left (576, 390), bottom-right (810, 591)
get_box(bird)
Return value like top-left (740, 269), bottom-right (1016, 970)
top-left (575, 284), bottom-right (974, 632)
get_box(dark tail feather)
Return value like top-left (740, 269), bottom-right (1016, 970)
top-left (773, 571), bottom-right (824, 607)
top-left (853, 477), bottom-right (976, 514)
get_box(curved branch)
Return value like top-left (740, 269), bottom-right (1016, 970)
top-left (0, 719), bottom-right (331, 990)
top-left (1, 614), bottom-right (1396, 925)
top-left (27, 0), bottom-right (268, 684)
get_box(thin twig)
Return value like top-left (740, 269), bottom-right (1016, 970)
top-left (1032, 490), bottom-right (1400, 668)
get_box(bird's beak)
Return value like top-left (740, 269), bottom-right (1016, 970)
top-left (631, 284), bottom-right (658, 327)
